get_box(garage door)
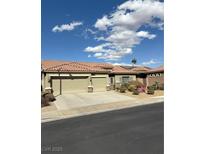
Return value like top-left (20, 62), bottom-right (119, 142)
top-left (92, 77), bottom-right (107, 92)
top-left (62, 78), bottom-right (88, 93)
top-left (52, 77), bottom-right (88, 96)
top-left (52, 79), bottom-right (60, 96)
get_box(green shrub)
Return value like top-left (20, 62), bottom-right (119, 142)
top-left (122, 83), bottom-right (129, 89)
top-left (115, 87), bottom-right (120, 91)
top-left (150, 84), bottom-right (157, 90)
top-left (147, 86), bottom-right (154, 90)
top-left (147, 86), bottom-right (155, 95)
top-left (128, 80), bottom-right (138, 85)
top-left (119, 86), bottom-right (127, 93)
top-left (132, 89), bottom-right (139, 95)
top-left (128, 85), bottom-right (136, 92)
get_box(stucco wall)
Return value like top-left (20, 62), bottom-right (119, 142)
top-left (114, 75), bottom-right (136, 89)
top-left (147, 73), bottom-right (164, 86)
top-left (114, 75), bottom-right (136, 83)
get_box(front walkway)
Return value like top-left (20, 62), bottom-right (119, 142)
top-left (41, 91), bottom-right (164, 123)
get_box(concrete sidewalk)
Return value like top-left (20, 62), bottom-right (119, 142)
top-left (41, 96), bottom-right (164, 123)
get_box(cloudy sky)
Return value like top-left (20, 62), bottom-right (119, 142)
top-left (42, 0), bottom-right (164, 67)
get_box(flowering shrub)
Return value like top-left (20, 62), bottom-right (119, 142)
top-left (136, 85), bottom-right (146, 93)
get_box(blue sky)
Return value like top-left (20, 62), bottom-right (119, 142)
top-left (42, 0), bottom-right (164, 68)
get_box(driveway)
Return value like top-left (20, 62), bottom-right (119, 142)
top-left (53, 91), bottom-right (136, 110)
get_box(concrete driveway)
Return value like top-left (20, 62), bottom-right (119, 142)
top-left (53, 91), bottom-right (136, 110)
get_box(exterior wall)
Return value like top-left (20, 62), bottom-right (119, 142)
top-left (114, 75), bottom-right (136, 88)
top-left (147, 73), bottom-right (164, 86)
top-left (136, 78), bottom-right (144, 84)
top-left (114, 75), bottom-right (136, 83)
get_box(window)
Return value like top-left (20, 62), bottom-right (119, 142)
top-left (122, 76), bottom-right (130, 83)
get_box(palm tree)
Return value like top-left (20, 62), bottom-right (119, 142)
top-left (131, 58), bottom-right (137, 66)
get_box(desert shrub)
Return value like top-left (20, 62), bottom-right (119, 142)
top-left (132, 89), bottom-right (139, 95)
top-left (152, 82), bottom-right (162, 90)
top-left (128, 80), bottom-right (138, 85)
top-left (41, 92), bottom-right (56, 107)
top-left (150, 84), bottom-right (157, 90)
top-left (121, 83), bottom-right (129, 89)
top-left (115, 87), bottom-right (120, 91)
top-left (128, 85), bottom-right (136, 92)
top-left (44, 93), bottom-right (56, 102)
top-left (147, 86), bottom-right (155, 95)
top-left (119, 85), bottom-right (127, 93)
top-left (158, 83), bottom-right (164, 90)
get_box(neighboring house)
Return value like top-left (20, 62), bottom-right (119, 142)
top-left (146, 66), bottom-right (164, 86)
top-left (131, 65), bottom-right (164, 87)
top-left (41, 61), bottom-right (164, 96)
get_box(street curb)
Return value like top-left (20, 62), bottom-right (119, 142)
top-left (41, 98), bottom-right (164, 123)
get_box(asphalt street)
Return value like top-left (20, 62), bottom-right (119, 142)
top-left (42, 102), bottom-right (164, 154)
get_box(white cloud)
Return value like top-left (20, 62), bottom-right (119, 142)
top-left (85, 28), bottom-right (97, 34)
top-left (84, 43), bottom-right (112, 53)
top-left (141, 59), bottom-right (160, 66)
top-left (52, 21), bottom-right (83, 32)
top-left (107, 62), bottom-right (141, 66)
top-left (94, 53), bottom-right (103, 57)
top-left (88, 54), bottom-right (92, 58)
top-left (112, 62), bottom-right (132, 66)
top-left (85, 0), bottom-right (164, 61)
top-left (94, 15), bottom-right (111, 31)
top-left (136, 31), bottom-right (156, 39)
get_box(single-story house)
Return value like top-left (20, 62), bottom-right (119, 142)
top-left (130, 65), bottom-right (164, 87)
top-left (41, 61), bottom-right (164, 96)
top-left (146, 66), bottom-right (164, 86)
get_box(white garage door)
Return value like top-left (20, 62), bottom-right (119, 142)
top-left (52, 77), bottom-right (88, 96)
top-left (62, 78), bottom-right (88, 93)
top-left (92, 77), bottom-right (107, 92)
top-left (52, 79), bottom-right (60, 96)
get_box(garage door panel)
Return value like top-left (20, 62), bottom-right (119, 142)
top-left (52, 77), bottom-right (88, 95)
top-left (52, 79), bottom-right (60, 96)
top-left (92, 77), bottom-right (106, 92)
top-left (62, 78), bottom-right (88, 93)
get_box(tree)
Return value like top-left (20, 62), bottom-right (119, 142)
top-left (131, 58), bottom-right (137, 66)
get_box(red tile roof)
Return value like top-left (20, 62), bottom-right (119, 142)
top-left (131, 67), bottom-right (151, 73)
top-left (147, 66), bottom-right (164, 73)
top-left (110, 66), bottom-right (136, 74)
top-left (42, 61), bottom-right (136, 74)
top-left (42, 61), bottom-right (164, 74)
top-left (42, 61), bottom-right (113, 73)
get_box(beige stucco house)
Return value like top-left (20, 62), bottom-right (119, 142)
top-left (41, 61), bottom-right (164, 96)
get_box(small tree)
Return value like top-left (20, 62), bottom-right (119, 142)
top-left (131, 58), bottom-right (137, 66)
